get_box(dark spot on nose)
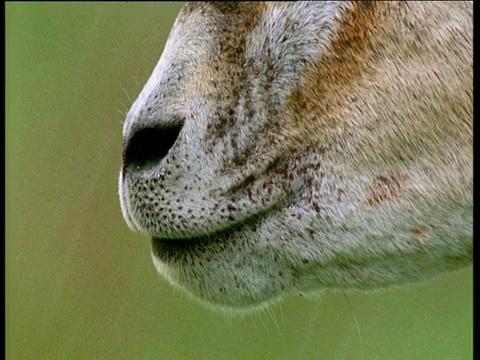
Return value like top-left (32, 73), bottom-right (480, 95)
top-left (123, 124), bottom-right (183, 171)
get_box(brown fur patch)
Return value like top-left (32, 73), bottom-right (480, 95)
top-left (210, 2), bottom-right (266, 16)
top-left (366, 172), bottom-right (407, 207)
top-left (288, 1), bottom-right (395, 148)
top-left (411, 226), bottom-right (428, 237)
top-left (319, 1), bottom-right (384, 86)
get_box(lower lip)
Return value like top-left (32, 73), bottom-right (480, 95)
top-left (151, 237), bottom-right (198, 259)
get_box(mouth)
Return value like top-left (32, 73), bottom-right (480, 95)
top-left (151, 221), bottom-right (250, 262)
top-left (150, 218), bottom-right (288, 310)
top-left (151, 236), bottom-right (215, 261)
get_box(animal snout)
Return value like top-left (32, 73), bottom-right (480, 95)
top-left (122, 124), bottom-right (183, 173)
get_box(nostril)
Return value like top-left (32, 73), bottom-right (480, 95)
top-left (123, 124), bottom-right (183, 170)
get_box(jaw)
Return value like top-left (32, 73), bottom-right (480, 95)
top-left (147, 192), bottom-right (473, 310)
top-left (149, 221), bottom-right (290, 309)
top-left (146, 204), bottom-right (364, 309)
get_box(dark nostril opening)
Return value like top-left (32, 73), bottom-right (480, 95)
top-left (123, 124), bottom-right (183, 170)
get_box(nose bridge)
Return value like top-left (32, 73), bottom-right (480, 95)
top-left (122, 24), bottom-right (188, 142)
top-left (121, 2), bottom-right (221, 146)
top-left (121, 58), bottom-right (188, 168)
top-left (123, 94), bottom-right (169, 144)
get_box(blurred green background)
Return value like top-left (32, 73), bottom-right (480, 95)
top-left (5, 2), bottom-right (472, 359)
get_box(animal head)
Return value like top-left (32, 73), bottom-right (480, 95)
top-left (119, 1), bottom-right (472, 310)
